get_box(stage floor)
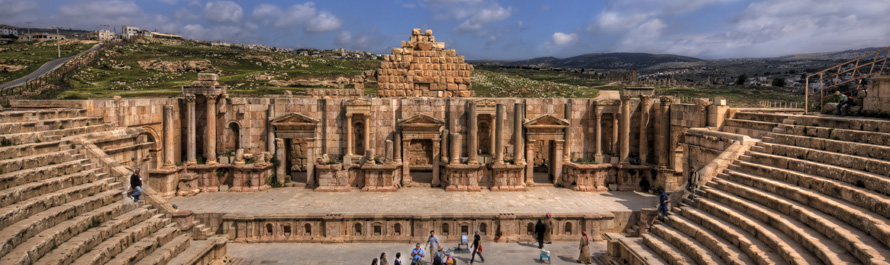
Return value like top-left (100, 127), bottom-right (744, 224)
top-left (168, 187), bottom-right (657, 216)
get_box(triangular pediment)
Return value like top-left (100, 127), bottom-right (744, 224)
top-left (271, 113), bottom-right (319, 125)
top-left (524, 114), bottom-right (569, 127)
top-left (398, 114), bottom-right (445, 127)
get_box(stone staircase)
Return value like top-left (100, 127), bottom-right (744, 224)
top-left (610, 112), bottom-right (890, 264)
top-left (0, 108), bottom-right (225, 265)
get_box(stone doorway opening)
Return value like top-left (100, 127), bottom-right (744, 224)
top-left (408, 139), bottom-right (434, 185)
top-left (532, 140), bottom-right (557, 184)
top-left (286, 138), bottom-right (310, 184)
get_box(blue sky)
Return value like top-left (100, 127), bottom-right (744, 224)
top-left (3, 0), bottom-right (890, 60)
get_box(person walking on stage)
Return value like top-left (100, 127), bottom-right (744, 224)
top-left (470, 229), bottom-right (485, 263)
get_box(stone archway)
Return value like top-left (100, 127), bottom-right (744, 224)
top-left (141, 126), bottom-right (162, 170)
top-left (224, 121), bottom-right (242, 152)
top-left (524, 115), bottom-right (568, 185)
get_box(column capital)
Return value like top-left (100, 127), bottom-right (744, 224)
top-left (205, 94), bottom-right (220, 101)
top-left (185, 94), bottom-right (196, 103)
top-left (640, 95), bottom-right (652, 105)
top-left (620, 95), bottom-right (633, 102)
top-left (659, 96), bottom-right (673, 105)
top-left (346, 113), bottom-right (353, 118)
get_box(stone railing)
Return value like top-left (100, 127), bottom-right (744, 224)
top-left (219, 211), bottom-right (629, 243)
top-left (673, 128), bottom-right (758, 206)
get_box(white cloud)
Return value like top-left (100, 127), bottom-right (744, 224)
top-left (175, 7), bottom-right (200, 21)
top-left (250, 2), bottom-right (341, 33)
top-left (551, 32), bottom-right (578, 45)
top-left (0, 0), bottom-right (39, 25)
top-left (426, 0), bottom-right (514, 34)
top-left (203, 1), bottom-right (243, 24)
top-left (333, 30), bottom-right (383, 51)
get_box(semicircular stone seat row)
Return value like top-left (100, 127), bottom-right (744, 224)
top-left (611, 112), bottom-right (890, 265)
top-left (0, 108), bottom-right (223, 265)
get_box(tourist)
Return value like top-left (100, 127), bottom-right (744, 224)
top-left (425, 230), bottom-right (440, 264)
top-left (534, 219), bottom-right (546, 249)
top-left (470, 229), bottom-right (485, 264)
top-left (837, 91), bottom-right (856, 116)
top-left (411, 243), bottom-right (425, 265)
top-left (445, 251), bottom-right (456, 264)
top-left (658, 190), bottom-right (670, 221)
top-left (380, 252), bottom-right (389, 265)
top-left (394, 252), bottom-right (402, 265)
top-left (544, 213), bottom-right (554, 244)
top-left (687, 166), bottom-right (700, 201)
top-left (577, 231), bottom-right (591, 264)
top-left (432, 247), bottom-right (445, 265)
top-left (372, 258), bottom-right (379, 265)
top-left (129, 168), bottom-right (143, 203)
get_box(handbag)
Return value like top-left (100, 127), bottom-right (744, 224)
top-left (477, 245), bottom-right (482, 253)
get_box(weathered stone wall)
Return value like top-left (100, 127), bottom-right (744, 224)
top-left (376, 29), bottom-right (474, 97)
top-left (862, 76), bottom-right (890, 115)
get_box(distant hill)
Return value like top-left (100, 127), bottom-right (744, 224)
top-left (776, 47), bottom-right (884, 61)
top-left (474, 52), bottom-right (703, 70)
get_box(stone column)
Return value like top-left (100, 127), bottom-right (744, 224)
top-left (594, 106), bottom-right (604, 163)
top-left (306, 139), bottom-right (315, 186)
top-left (276, 138), bottom-right (286, 181)
top-left (394, 133), bottom-right (402, 164)
top-left (619, 96), bottom-right (631, 164)
top-left (163, 105), bottom-right (175, 167)
top-left (363, 115), bottom-right (371, 155)
top-left (402, 138), bottom-right (410, 183)
top-left (494, 104), bottom-right (505, 165)
top-left (205, 95), bottom-right (218, 164)
top-left (526, 140), bottom-right (534, 186)
top-left (639, 95), bottom-right (651, 165)
top-left (185, 95), bottom-right (197, 165)
top-left (553, 139), bottom-right (564, 185)
top-left (385, 139), bottom-right (393, 163)
top-left (513, 103), bottom-right (524, 164)
top-left (467, 102), bottom-right (479, 165)
top-left (346, 114), bottom-right (354, 156)
top-left (441, 129), bottom-right (449, 164)
top-left (563, 100), bottom-right (573, 161)
top-left (610, 112), bottom-right (620, 157)
top-left (267, 105), bottom-right (275, 153)
top-left (450, 133), bottom-right (460, 165)
top-left (432, 138), bottom-right (441, 186)
top-left (657, 97), bottom-right (673, 168)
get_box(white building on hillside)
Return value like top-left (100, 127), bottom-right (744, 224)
top-left (122, 25), bottom-right (140, 39)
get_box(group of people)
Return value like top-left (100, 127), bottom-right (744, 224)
top-left (398, 230), bottom-right (484, 265)
top-left (533, 213), bottom-right (593, 264)
top-left (370, 252), bottom-right (399, 265)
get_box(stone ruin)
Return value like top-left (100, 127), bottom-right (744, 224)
top-left (5, 26), bottom-right (890, 265)
top-left (375, 29), bottom-right (475, 97)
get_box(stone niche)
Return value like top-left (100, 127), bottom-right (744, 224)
top-left (377, 28), bottom-right (474, 98)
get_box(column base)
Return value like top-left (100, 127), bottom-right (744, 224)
top-left (594, 155), bottom-right (604, 164)
top-left (186, 160), bottom-right (197, 165)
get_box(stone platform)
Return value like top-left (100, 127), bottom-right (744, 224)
top-left (170, 187), bottom-right (655, 216)
top-left (170, 187), bottom-right (656, 243)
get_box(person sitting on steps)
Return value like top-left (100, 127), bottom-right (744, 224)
top-left (836, 91), bottom-right (856, 117)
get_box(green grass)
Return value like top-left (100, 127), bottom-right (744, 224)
top-left (656, 85), bottom-right (804, 107)
top-left (0, 41), bottom-right (94, 83)
top-left (55, 38), bottom-right (378, 99)
top-left (475, 66), bottom-right (611, 88)
top-left (471, 69), bottom-right (599, 98)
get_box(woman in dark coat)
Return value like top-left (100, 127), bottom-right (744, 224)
top-left (534, 219), bottom-right (546, 249)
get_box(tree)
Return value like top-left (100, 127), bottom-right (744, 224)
top-left (736, 74), bottom-right (748, 86)
top-left (772, 78), bottom-right (786, 87)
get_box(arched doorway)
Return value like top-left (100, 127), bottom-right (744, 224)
top-left (224, 122), bottom-right (241, 152)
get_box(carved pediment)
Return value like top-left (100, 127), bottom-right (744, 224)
top-left (398, 114), bottom-right (445, 131)
top-left (476, 99), bottom-right (497, 107)
top-left (345, 98), bottom-right (372, 106)
top-left (272, 113), bottom-right (319, 131)
top-left (524, 114), bottom-right (569, 127)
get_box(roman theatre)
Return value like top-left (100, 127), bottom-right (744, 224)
top-left (2, 28), bottom-right (890, 264)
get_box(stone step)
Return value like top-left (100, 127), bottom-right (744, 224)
top-left (133, 234), bottom-right (191, 265)
top-left (0, 109), bottom-right (87, 124)
top-left (104, 224), bottom-right (180, 265)
top-left (732, 112), bottom-right (791, 124)
top-left (70, 214), bottom-right (169, 265)
top-left (642, 233), bottom-right (696, 265)
top-left (693, 196), bottom-right (816, 265)
top-left (0, 124), bottom-right (114, 146)
top-left (0, 159), bottom-right (88, 190)
top-left (0, 178), bottom-right (111, 231)
top-left (0, 149), bottom-right (78, 179)
top-left (0, 200), bottom-right (134, 265)
top-left (732, 160), bottom-right (890, 228)
top-left (0, 117), bottom-right (104, 135)
top-left (725, 119), bottom-right (780, 131)
top-left (0, 168), bottom-right (101, 208)
top-left (38, 206), bottom-right (155, 265)
top-left (707, 179), bottom-right (861, 264)
top-left (743, 150), bottom-right (890, 196)
top-left (784, 115), bottom-right (890, 134)
top-left (103, 142), bottom-right (154, 155)
top-left (650, 224), bottom-right (727, 265)
top-left (757, 142), bottom-right (890, 177)
top-left (0, 140), bottom-right (71, 160)
top-left (665, 207), bottom-right (752, 265)
top-left (677, 204), bottom-right (787, 265)
top-left (0, 186), bottom-right (122, 258)
top-left (722, 169), bottom-right (890, 263)
top-left (773, 124), bottom-right (890, 154)
top-left (767, 131), bottom-right (890, 163)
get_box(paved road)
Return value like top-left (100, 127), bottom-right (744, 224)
top-left (227, 241), bottom-right (606, 265)
top-left (0, 43), bottom-right (101, 90)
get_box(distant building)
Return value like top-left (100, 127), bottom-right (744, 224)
top-left (0, 25), bottom-right (18, 36)
top-left (92, 29), bottom-right (115, 41)
top-left (31, 33), bottom-right (66, 42)
top-left (151, 32), bottom-right (182, 39)
top-left (122, 25), bottom-right (140, 39)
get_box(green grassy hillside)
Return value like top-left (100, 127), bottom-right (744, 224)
top-left (0, 40), bottom-right (94, 83)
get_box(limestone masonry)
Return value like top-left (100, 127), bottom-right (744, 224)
top-left (376, 29), bottom-right (474, 97)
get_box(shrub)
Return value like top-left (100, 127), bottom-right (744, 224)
top-left (267, 173), bottom-right (282, 188)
